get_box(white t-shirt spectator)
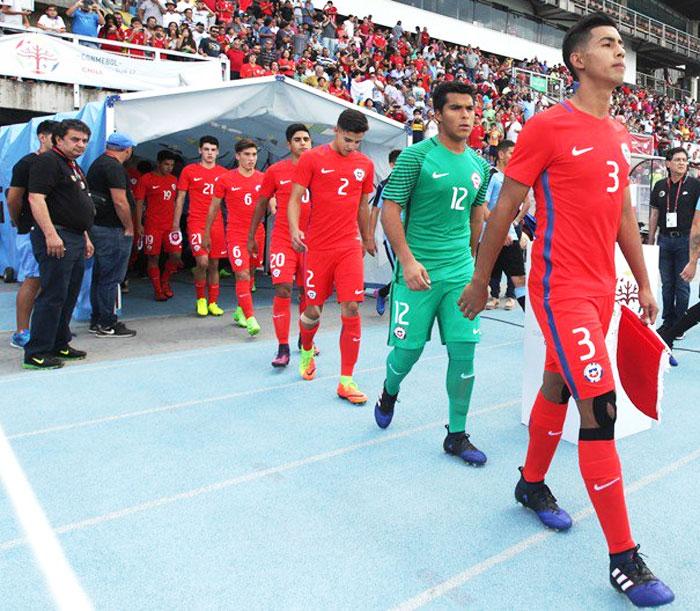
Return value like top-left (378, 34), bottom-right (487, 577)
top-left (38, 13), bottom-right (66, 31)
top-left (139, 0), bottom-right (164, 26)
top-left (162, 9), bottom-right (181, 27)
top-left (192, 8), bottom-right (211, 27)
top-left (0, 0), bottom-right (25, 28)
top-left (506, 119), bottom-right (522, 142)
top-left (176, 0), bottom-right (192, 11)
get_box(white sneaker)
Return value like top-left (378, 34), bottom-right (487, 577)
top-left (486, 297), bottom-right (500, 310)
top-left (504, 297), bottom-right (516, 310)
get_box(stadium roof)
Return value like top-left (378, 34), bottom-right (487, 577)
top-left (659, 0), bottom-right (698, 19)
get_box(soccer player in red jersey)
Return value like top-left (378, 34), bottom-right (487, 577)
top-left (247, 123), bottom-right (312, 367)
top-left (458, 14), bottom-right (673, 607)
top-left (205, 139), bottom-right (265, 336)
top-left (173, 136), bottom-right (228, 317)
top-left (134, 150), bottom-right (182, 301)
top-left (288, 109), bottom-right (376, 404)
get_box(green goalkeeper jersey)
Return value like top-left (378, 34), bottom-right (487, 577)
top-left (382, 136), bottom-right (491, 282)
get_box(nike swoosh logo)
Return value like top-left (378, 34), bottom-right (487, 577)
top-left (193, 177), bottom-right (202, 182)
top-left (352, 337), bottom-right (361, 342)
top-left (321, 168), bottom-right (335, 174)
top-left (388, 363), bottom-right (404, 376)
top-left (33, 358), bottom-right (45, 365)
top-left (571, 146), bottom-right (594, 157)
top-left (59, 350), bottom-right (69, 356)
top-left (432, 172), bottom-right (449, 179)
top-left (547, 430), bottom-right (562, 436)
top-left (231, 187), bottom-right (241, 191)
top-left (354, 289), bottom-right (364, 295)
top-left (593, 477), bottom-right (620, 491)
top-left (460, 373), bottom-right (474, 380)
top-left (272, 314), bottom-right (284, 319)
top-left (280, 180), bottom-right (291, 185)
top-left (473, 328), bottom-right (480, 334)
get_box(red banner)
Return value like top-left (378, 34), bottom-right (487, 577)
top-left (630, 132), bottom-right (654, 156)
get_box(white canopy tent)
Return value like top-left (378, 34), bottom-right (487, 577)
top-left (105, 76), bottom-right (409, 285)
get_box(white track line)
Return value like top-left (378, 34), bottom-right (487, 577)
top-left (0, 399), bottom-right (519, 552)
top-left (7, 341), bottom-right (520, 441)
top-left (392, 446), bottom-right (700, 611)
top-left (0, 422), bottom-right (93, 610)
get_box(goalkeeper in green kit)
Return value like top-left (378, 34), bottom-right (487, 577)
top-left (373, 81), bottom-right (491, 465)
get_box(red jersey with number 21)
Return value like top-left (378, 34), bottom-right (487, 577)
top-left (213, 169), bottom-right (264, 237)
top-left (177, 163), bottom-right (227, 225)
top-left (505, 101), bottom-right (632, 298)
top-left (293, 145), bottom-right (374, 250)
top-left (260, 159), bottom-right (311, 244)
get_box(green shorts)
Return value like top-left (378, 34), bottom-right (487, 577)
top-left (387, 279), bottom-right (481, 349)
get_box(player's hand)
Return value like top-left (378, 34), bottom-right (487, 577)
top-left (680, 260), bottom-right (697, 283)
top-left (363, 236), bottom-right (377, 257)
top-left (291, 228), bottom-right (307, 253)
top-left (402, 258), bottom-right (430, 291)
top-left (457, 279), bottom-right (488, 320)
top-left (46, 232), bottom-right (65, 258)
top-left (124, 228), bottom-right (134, 237)
top-left (136, 224), bottom-right (144, 237)
top-left (637, 286), bottom-right (659, 325)
top-left (202, 232), bottom-right (211, 253)
top-left (85, 236), bottom-right (95, 259)
top-left (504, 234), bottom-right (513, 247)
top-left (247, 236), bottom-right (258, 259)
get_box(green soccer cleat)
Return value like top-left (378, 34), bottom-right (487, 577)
top-left (232, 306), bottom-right (247, 328)
top-left (299, 347), bottom-right (316, 380)
top-left (246, 316), bottom-right (261, 336)
top-left (196, 298), bottom-right (208, 317)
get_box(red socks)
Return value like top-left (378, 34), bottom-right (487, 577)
top-left (339, 315), bottom-right (361, 377)
top-left (272, 296), bottom-right (291, 344)
top-left (299, 319), bottom-right (319, 351)
top-left (235, 279), bottom-right (254, 319)
top-left (162, 260), bottom-right (178, 285)
top-left (147, 266), bottom-right (162, 294)
top-left (208, 283), bottom-right (220, 305)
top-left (579, 440), bottom-right (634, 554)
top-left (195, 279), bottom-right (206, 300)
top-left (522, 391), bottom-right (568, 482)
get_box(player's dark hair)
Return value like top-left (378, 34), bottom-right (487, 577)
top-left (235, 138), bottom-right (258, 153)
top-left (285, 123), bottom-right (310, 141)
top-left (665, 147), bottom-right (688, 161)
top-left (337, 108), bottom-right (369, 133)
top-left (199, 135), bottom-right (219, 148)
top-left (497, 139), bottom-right (515, 155)
top-left (137, 160), bottom-right (154, 173)
top-left (388, 149), bottom-right (401, 164)
top-left (52, 119), bottom-right (91, 145)
top-left (432, 81), bottom-right (475, 112)
top-left (156, 150), bottom-right (177, 162)
top-left (36, 120), bottom-right (58, 137)
top-left (562, 12), bottom-right (618, 79)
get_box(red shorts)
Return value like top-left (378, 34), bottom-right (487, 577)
top-left (188, 218), bottom-right (226, 259)
top-left (530, 294), bottom-right (615, 401)
top-left (269, 239), bottom-right (304, 286)
top-left (227, 227), bottom-right (264, 273)
top-left (304, 245), bottom-right (364, 306)
top-left (144, 227), bottom-right (183, 256)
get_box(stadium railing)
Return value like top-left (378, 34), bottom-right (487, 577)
top-left (511, 67), bottom-right (564, 102)
top-left (636, 72), bottom-right (692, 103)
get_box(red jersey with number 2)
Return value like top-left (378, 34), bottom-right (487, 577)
top-left (293, 145), bottom-right (374, 251)
top-left (134, 172), bottom-right (178, 229)
top-left (260, 159), bottom-right (311, 245)
top-left (213, 169), bottom-right (264, 237)
top-left (505, 101), bottom-right (632, 298)
top-left (177, 163), bottom-right (227, 226)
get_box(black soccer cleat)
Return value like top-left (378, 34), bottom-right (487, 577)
top-left (443, 426), bottom-right (487, 465)
top-left (374, 384), bottom-right (398, 429)
top-left (514, 467), bottom-right (572, 531)
top-left (610, 545), bottom-right (674, 607)
top-left (53, 345), bottom-right (87, 360)
top-left (23, 354), bottom-right (64, 370)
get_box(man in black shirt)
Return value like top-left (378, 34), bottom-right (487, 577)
top-left (198, 25), bottom-right (222, 58)
top-left (647, 147), bottom-right (700, 336)
top-left (86, 132), bottom-right (137, 338)
top-left (24, 119), bottom-right (95, 370)
top-left (6, 119), bottom-right (58, 350)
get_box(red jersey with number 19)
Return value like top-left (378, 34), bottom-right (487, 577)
top-left (505, 101), bottom-right (632, 298)
top-left (293, 145), bottom-right (374, 250)
top-left (134, 172), bottom-right (178, 229)
top-left (177, 163), bottom-right (227, 225)
top-left (213, 169), bottom-right (264, 237)
top-left (260, 159), bottom-right (311, 244)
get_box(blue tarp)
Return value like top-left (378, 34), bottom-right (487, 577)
top-left (0, 100), bottom-right (108, 320)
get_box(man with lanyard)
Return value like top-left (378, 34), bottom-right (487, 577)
top-left (24, 119), bottom-right (95, 370)
top-left (647, 146), bottom-right (700, 337)
top-left (6, 120), bottom-right (58, 349)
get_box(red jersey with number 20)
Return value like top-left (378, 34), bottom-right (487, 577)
top-left (505, 101), bottom-right (632, 298)
top-left (213, 169), bottom-right (264, 237)
top-left (134, 172), bottom-right (178, 229)
top-left (293, 145), bottom-right (374, 250)
top-left (177, 163), bottom-right (227, 225)
top-left (260, 159), bottom-right (311, 244)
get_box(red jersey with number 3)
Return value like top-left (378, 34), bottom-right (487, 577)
top-left (213, 169), bottom-right (264, 237)
top-left (293, 145), bottom-right (374, 250)
top-left (177, 163), bottom-right (227, 225)
top-left (134, 172), bottom-right (178, 229)
top-left (505, 101), bottom-right (632, 298)
top-left (260, 159), bottom-right (311, 245)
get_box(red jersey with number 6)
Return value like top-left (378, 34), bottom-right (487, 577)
top-left (213, 169), bottom-right (264, 237)
top-left (293, 145), bottom-right (374, 251)
top-left (134, 172), bottom-right (178, 229)
top-left (505, 101), bottom-right (632, 298)
top-left (260, 159), bottom-right (311, 245)
top-left (177, 163), bottom-right (227, 226)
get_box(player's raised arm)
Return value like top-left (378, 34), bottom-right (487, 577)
top-left (617, 187), bottom-right (658, 324)
top-left (247, 194), bottom-right (270, 258)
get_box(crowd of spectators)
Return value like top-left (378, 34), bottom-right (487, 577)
top-left (2, 0), bottom-right (698, 160)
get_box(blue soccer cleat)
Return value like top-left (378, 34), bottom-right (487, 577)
top-left (10, 329), bottom-right (30, 349)
top-left (514, 467), bottom-right (572, 530)
top-left (374, 289), bottom-right (386, 316)
top-left (374, 384), bottom-right (398, 429)
top-left (610, 545), bottom-right (674, 607)
top-left (443, 426), bottom-right (487, 465)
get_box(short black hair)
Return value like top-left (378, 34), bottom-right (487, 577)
top-left (388, 149), bottom-right (401, 164)
top-left (432, 81), bottom-right (475, 112)
top-left (285, 123), bottom-right (310, 141)
top-left (137, 160), bottom-right (154, 173)
top-left (199, 135), bottom-right (219, 148)
top-left (562, 12), bottom-right (618, 79)
top-left (497, 139), bottom-right (515, 155)
top-left (36, 119), bottom-right (58, 137)
top-left (235, 138), bottom-right (258, 153)
top-left (52, 119), bottom-right (91, 145)
top-left (666, 147), bottom-right (688, 161)
top-left (156, 150), bottom-right (177, 162)
top-left (337, 108), bottom-right (369, 133)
